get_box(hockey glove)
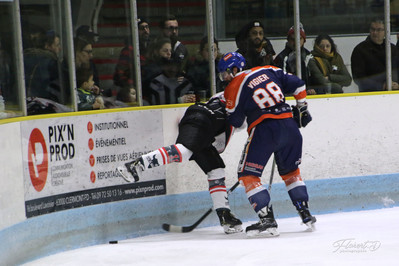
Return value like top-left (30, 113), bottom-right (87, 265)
top-left (292, 103), bottom-right (312, 128)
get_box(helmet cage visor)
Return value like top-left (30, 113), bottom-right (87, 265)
top-left (218, 68), bottom-right (234, 81)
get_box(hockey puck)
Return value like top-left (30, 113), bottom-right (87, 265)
top-left (109, 240), bottom-right (118, 244)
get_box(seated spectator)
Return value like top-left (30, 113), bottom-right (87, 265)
top-left (116, 87), bottom-right (138, 107)
top-left (186, 36), bottom-right (224, 99)
top-left (274, 23), bottom-right (313, 94)
top-left (235, 20), bottom-right (275, 69)
top-left (141, 37), bottom-right (173, 92)
top-left (76, 68), bottom-right (104, 111)
top-left (76, 25), bottom-right (99, 45)
top-left (113, 17), bottom-right (151, 90)
top-left (23, 27), bottom-right (62, 103)
top-left (45, 30), bottom-right (62, 59)
top-left (44, 30), bottom-right (72, 103)
top-left (307, 34), bottom-right (352, 94)
top-left (0, 36), bottom-right (12, 105)
top-left (351, 19), bottom-right (399, 92)
top-left (146, 58), bottom-right (195, 105)
top-left (74, 37), bottom-right (99, 85)
top-left (158, 14), bottom-right (188, 68)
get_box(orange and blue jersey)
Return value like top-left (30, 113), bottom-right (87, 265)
top-left (224, 65), bottom-right (307, 132)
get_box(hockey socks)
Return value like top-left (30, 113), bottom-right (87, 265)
top-left (140, 144), bottom-right (193, 170)
top-left (207, 169), bottom-right (230, 210)
top-left (118, 144), bottom-right (193, 183)
top-left (281, 169), bottom-right (309, 203)
top-left (239, 175), bottom-right (271, 213)
top-left (282, 169), bottom-right (316, 229)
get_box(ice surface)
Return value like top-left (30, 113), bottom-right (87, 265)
top-left (24, 207), bottom-right (399, 266)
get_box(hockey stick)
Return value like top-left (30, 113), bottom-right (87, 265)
top-left (162, 181), bottom-right (240, 233)
top-left (268, 156), bottom-right (276, 193)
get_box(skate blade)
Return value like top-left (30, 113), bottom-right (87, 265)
top-left (304, 221), bottom-right (316, 232)
top-left (246, 227), bottom-right (280, 238)
top-left (223, 225), bottom-right (243, 234)
top-left (116, 167), bottom-right (135, 183)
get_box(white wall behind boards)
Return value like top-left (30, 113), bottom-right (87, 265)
top-left (166, 93), bottom-right (399, 194)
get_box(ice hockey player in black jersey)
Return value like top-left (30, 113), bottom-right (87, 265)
top-left (117, 92), bottom-right (243, 234)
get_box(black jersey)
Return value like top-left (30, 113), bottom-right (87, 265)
top-left (177, 93), bottom-right (233, 154)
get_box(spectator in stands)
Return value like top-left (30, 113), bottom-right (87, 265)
top-left (113, 17), bottom-right (151, 90)
top-left (146, 58), bottom-right (195, 105)
top-left (143, 37), bottom-right (195, 105)
top-left (45, 30), bottom-right (62, 59)
top-left (274, 23), bottom-right (313, 94)
top-left (23, 27), bottom-right (62, 103)
top-left (308, 34), bottom-right (352, 94)
top-left (351, 19), bottom-right (399, 92)
top-left (0, 36), bottom-right (12, 105)
top-left (75, 26), bottom-right (100, 86)
top-left (186, 36), bottom-right (224, 99)
top-left (159, 14), bottom-right (188, 68)
top-left (76, 25), bottom-right (99, 45)
top-left (142, 37), bottom-right (173, 90)
top-left (44, 30), bottom-right (72, 103)
top-left (235, 20), bottom-right (275, 69)
top-left (76, 67), bottom-right (104, 111)
top-left (138, 17), bottom-right (151, 58)
top-left (74, 37), bottom-right (99, 85)
top-left (116, 87), bottom-right (137, 107)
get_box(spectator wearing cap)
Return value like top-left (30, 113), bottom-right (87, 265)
top-left (235, 20), bottom-right (275, 69)
top-left (76, 25), bottom-right (99, 44)
top-left (138, 17), bottom-right (151, 56)
top-left (274, 23), bottom-right (313, 94)
top-left (113, 17), bottom-right (152, 99)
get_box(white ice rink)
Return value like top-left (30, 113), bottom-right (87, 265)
top-left (24, 207), bottom-right (399, 266)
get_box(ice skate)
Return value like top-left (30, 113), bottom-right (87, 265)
top-left (117, 158), bottom-right (144, 183)
top-left (298, 209), bottom-right (317, 231)
top-left (295, 201), bottom-right (316, 231)
top-left (246, 206), bottom-right (279, 237)
top-left (216, 208), bottom-right (243, 234)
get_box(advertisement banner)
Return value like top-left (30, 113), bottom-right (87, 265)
top-left (21, 109), bottom-right (166, 218)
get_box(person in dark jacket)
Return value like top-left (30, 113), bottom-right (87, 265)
top-left (158, 14), bottom-right (188, 69)
top-left (76, 67), bottom-right (104, 111)
top-left (113, 17), bottom-right (151, 90)
top-left (274, 23), bottom-right (313, 94)
top-left (235, 20), bottom-right (275, 69)
top-left (23, 30), bottom-right (62, 103)
top-left (351, 19), bottom-right (399, 92)
top-left (186, 36), bottom-right (225, 99)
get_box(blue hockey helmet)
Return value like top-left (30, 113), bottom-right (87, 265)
top-left (217, 52), bottom-right (246, 74)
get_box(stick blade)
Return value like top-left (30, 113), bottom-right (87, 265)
top-left (162, 223), bottom-right (193, 233)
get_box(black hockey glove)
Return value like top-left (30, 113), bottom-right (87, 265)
top-left (292, 103), bottom-right (312, 128)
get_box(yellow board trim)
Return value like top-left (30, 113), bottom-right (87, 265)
top-left (2, 90), bottom-right (399, 125)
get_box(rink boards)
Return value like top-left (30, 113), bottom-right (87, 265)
top-left (1, 92), bottom-right (399, 264)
